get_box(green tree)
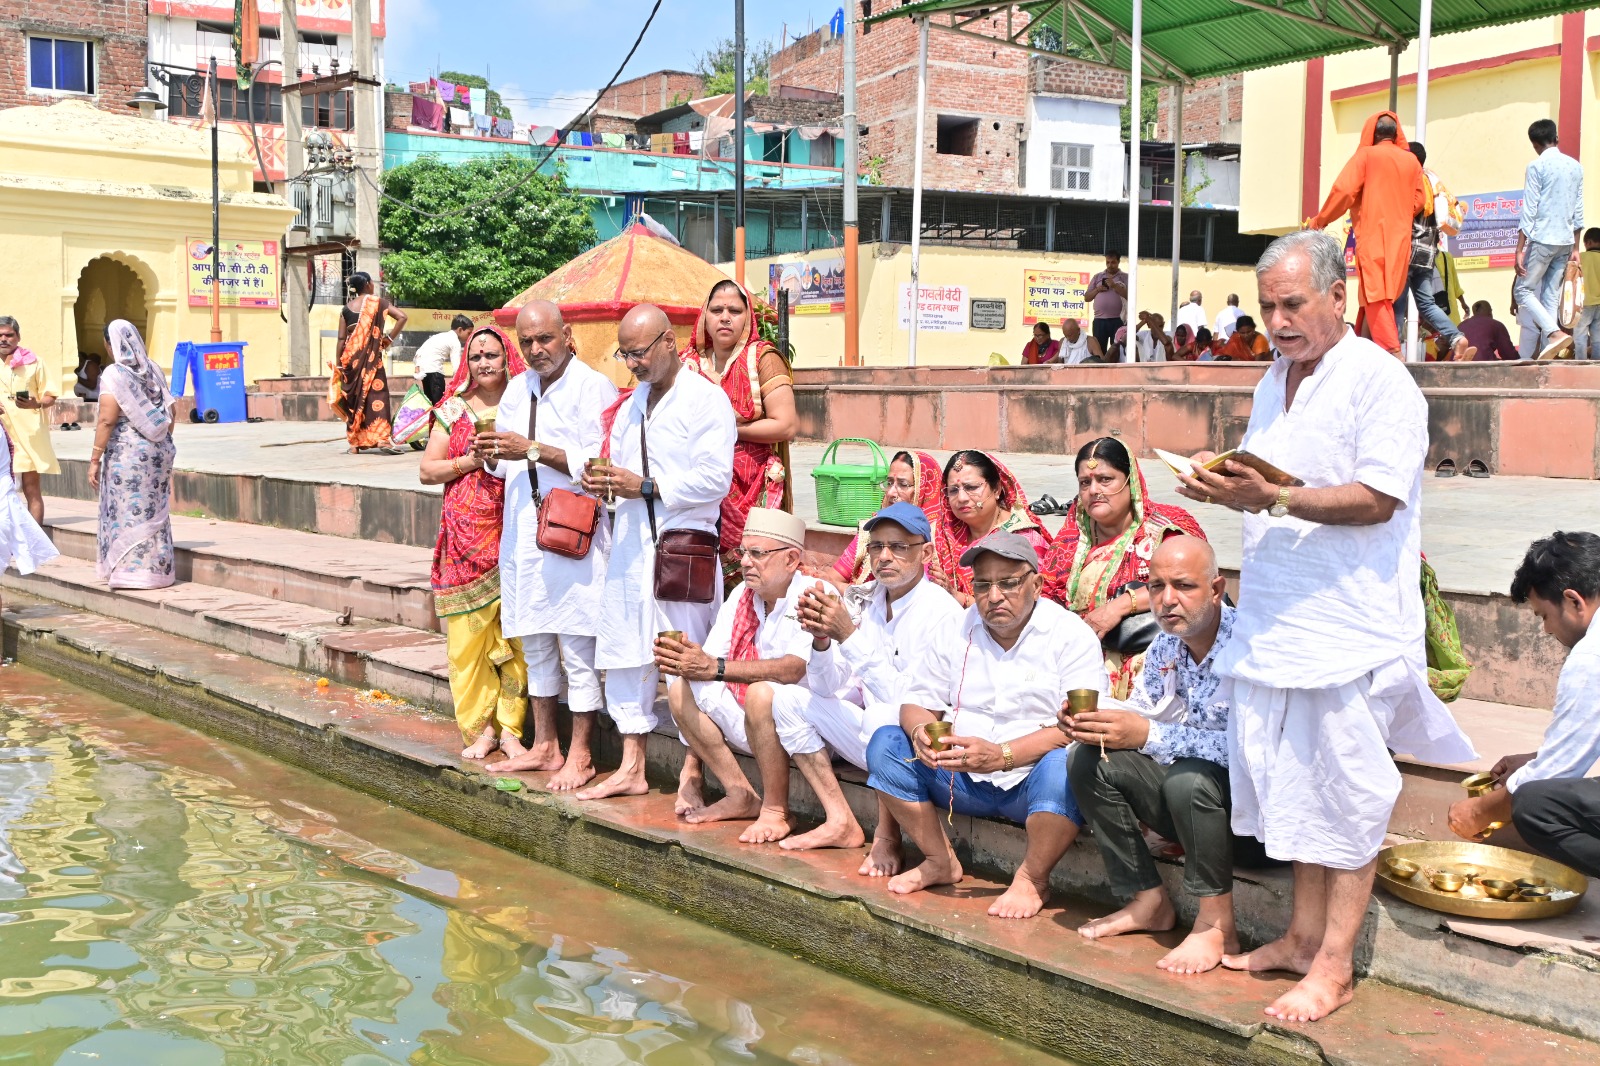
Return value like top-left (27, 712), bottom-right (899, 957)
top-left (1120, 83), bottom-right (1161, 141)
top-left (438, 70), bottom-right (513, 120)
top-left (379, 156), bottom-right (597, 309)
top-left (694, 36), bottom-right (773, 95)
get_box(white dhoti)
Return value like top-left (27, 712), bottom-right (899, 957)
top-left (686, 680), bottom-right (851, 759)
top-left (771, 694), bottom-right (897, 770)
top-left (602, 597), bottom-right (717, 735)
top-left (522, 634), bottom-right (602, 713)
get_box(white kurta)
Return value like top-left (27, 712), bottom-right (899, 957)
top-left (492, 360), bottom-right (618, 641)
top-left (595, 370), bottom-right (736, 671)
top-left (1214, 330), bottom-right (1476, 866)
top-left (1175, 302), bottom-right (1207, 335)
top-left (0, 433), bottom-right (55, 575)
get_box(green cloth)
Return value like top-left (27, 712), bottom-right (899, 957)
top-left (1424, 558), bottom-right (1471, 703)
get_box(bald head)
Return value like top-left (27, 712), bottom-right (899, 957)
top-left (1148, 535), bottom-right (1225, 650)
top-left (620, 302), bottom-right (671, 344)
top-left (1375, 115), bottom-right (1398, 142)
top-left (515, 298), bottom-right (574, 377)
top-left (517, 299), bottom-right (564, 331)
top-left (1189, 290), bottom-right (1202, 304)
top-left (618, 303), bottom-right (678, 386)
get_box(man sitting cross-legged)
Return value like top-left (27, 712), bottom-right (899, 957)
top-left (865, 531), bottom-right (1106, 918)
top-left (1066, 536), bottom-right (1268, 974)
top-left (793, 501), bottom-right (964, 872)
top-left (658, 507), bottom-right (867, 848)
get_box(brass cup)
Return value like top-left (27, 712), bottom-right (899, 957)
top-left (473, 413), bottom-right (496, 436)
top-left (656, 629), bottom-right (684, 644)
top-left (1429, 870), bottom-right (1466, 893)
top-left (587, 456), bottom-right (611, 469)
top-left (1515, 883), bottom-right (1552, 902)
top-left (1480, 878), bottom-right (1518, 900)
top-left (924, 720), bottom-right (953, 752)
top-left (1384, 857), bottom-right (1420, 880)
top-left (1515, 878), bottom-right (1550, 894)
top-left (1461, 771), bottom-right (1497, 797)
top-left (1066, 688), bottom-right (1099, 716)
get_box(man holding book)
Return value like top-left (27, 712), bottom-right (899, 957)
top-left (1173, 230), bottom-right (1474, 1024)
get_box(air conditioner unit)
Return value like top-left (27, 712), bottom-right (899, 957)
top-left (289, 180), bottom-right (310, 231)
top-left (311, 176), bottom-right (336, 241)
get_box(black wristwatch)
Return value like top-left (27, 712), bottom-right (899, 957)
top-left (714, 656), bottom-right (726, 682)
top-left (640, 477), bottom-right (656, 500)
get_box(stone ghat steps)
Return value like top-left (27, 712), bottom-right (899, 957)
top-left (10, 497), bottom-right (1553, 844)
top-left (7, 594), bottom-right (1599, 1058)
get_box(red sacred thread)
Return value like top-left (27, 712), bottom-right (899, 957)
top-left (905, 634), bottom-right (975, 824)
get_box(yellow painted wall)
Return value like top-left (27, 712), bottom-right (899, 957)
top-left (725, 243), bottom-right (1260, 368)
top-left (1241, 14), bottom-right (1596, 323)
top-left (0, 100), bottom-right (296, 393)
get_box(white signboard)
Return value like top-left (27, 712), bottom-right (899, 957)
top-left (897, 283), bottom-right (968, 333)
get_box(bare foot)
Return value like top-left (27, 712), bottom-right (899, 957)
top-left (886, 854), bottom-right (963, 896)
top-left (738, 806), bottom-right (793, 844)
top-left (674, 773), bottom-right (705, 817)
top-left (1078, 890), bottom-right (1176, 940)
top-left (485, 741), bottom-right (564, 774)
top-left (857, 834), bottom-right (903, 877)
top-left (1264, 959), bottom-right (1355, 1022)
top-left (574, 768), bottom-right (651, 800)
top-left (1221, 933), bottom-right (1320, 976)
top-left (496, 732), bottom-right (529, 761)
top-left (1158, 924), bottom-right (1238, 976)
top-left (682, 789), bottom-right (761, 825)
top-left (461, 730), bottom-right (499, 761)
top-left (780, 818), bottom-right (866, 852)
top-left (989, 871), bottom-right (1051, 919)
top-left (546, 758), bottom-right (599, 793)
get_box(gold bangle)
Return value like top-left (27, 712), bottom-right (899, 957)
top-left (1126, 589), bottom-right (1138, 612)
top-left (1001, 742), bottom-right (1015, 773)
top-left (451, 458), bottom-right (463, 476)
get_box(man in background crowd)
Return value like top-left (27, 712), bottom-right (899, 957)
top-left (415, 314), bottom-right (474, 405)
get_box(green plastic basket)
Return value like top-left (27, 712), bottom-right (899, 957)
top-left (811, 437), bottom-right (890, 528)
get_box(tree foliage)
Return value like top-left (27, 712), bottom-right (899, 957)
top-left (694, 36), bottom-right (773, 96)
top-left (379, 156), bottom-right (596, 310)
top-left (438, 70), bottom-right (513, 120)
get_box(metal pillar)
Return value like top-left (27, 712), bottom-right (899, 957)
top-left (842, 2), bottom-right (860, 364)
top-left (1409, 0), bottom-right (1434, 363)
top-left (908, 16), bottom-right (929, 366)
top-left (1125, 0), bottom-right (1142, 361)
top-left (283, 1), bottom-right (310, 375)
top-left (734, 0), bottom-right (746, 285)
top-left (1169, 87), bottom-right (1183, 325)
top-left (209, 58), bottom-right (222, 342)
top-left (352, 0), bottom-right (380, 281)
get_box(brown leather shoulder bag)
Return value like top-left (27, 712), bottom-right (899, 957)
top-left (527, 384), bottom-right (601, 560)
top-left (641, 414), bottom-right (719, 603)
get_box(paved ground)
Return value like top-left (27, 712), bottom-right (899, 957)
top-left (51, 422), bottom-right (1600, 596)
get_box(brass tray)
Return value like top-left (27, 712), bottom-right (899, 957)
top-left (1376, 841), bottom-right (1587, 920)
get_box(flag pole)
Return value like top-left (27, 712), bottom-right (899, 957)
top-left (210, 57), bottom-right (223, 343)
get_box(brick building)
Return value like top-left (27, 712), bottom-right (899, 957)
top-left (0, 0), bottom-right (148, 113)
top-left (1156, 75), bottom-right (1244, 143)
top-left (597, 70), bottom-right (704, 118)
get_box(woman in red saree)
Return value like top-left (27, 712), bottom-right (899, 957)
top-left (831, 449), bottom-right (944, 585)
top-left (1040, 436), bottom-right (1207, 698)
top-left (931, 450), bottom-right (1052, 607)
top-left (418, 325), bottom-right (530, 760)
top-left (334, 272), bottom-right (407, 452)
top-left (680, 280), bottom-right (797, 567)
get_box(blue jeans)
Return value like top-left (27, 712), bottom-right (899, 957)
top-left (1573, 305), bottom-right (1600, 360)
top-left (865, 726), bottom-right (1083, 825)
top-left (1514, 240), bottom-right (1571, 336)
top-left (1396, 265), bottom-right (1461, 352)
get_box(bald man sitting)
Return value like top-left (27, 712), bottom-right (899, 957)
top-left (1062, 536), bottom-right (1264, 975)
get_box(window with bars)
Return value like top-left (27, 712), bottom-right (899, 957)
top-left (166, 80), bottom-right (351, 130)
top-left (1050, 143), bottom-right (1093, 192)
top-left (28, 37), bottom-right (94, 95)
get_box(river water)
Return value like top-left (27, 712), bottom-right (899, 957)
top-left (0, 669), bottom-right (1067, 1065)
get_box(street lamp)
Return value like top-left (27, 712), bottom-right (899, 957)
top-left (125, 88), bottom-right (168, 120)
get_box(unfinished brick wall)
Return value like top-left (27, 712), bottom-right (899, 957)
top-left (1155, 75), bottom-right (1244, 142)
top-left (1029, 55), bottom-right (1126, 101)
top-left (0, 0), bottom-right (147, 113)
top-left (771, 30), bottom-right (844, 95)
top-left (598, 70), bottom-right (705, 118)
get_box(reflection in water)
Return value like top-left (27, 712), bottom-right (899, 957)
top-left (0, 688), bottom-right (1063, 1066)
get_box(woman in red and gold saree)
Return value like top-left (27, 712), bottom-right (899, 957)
top-left (1040, 436), bottom-right (1207, 698)
top-left (680, 280), bottom-right (796, 568)
top-left (831, 449), bottom-right (944, 585)
top-left (419, 324), bottom-right (530, 760)
top-left (931, 450), bottom-right (1052, 607)
top-left (334, 271), bottom-right (407, 452)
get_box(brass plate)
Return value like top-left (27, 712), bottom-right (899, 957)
top-left (1376, 841), bottom-right (1587, 920)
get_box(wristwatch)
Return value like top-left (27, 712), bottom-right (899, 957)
top-left (714, 656), bottom-right (726, 682)
top-left (1268, 486), bottom-right (1292, 518)
top-left (640, 477), bottom-right (656, 500)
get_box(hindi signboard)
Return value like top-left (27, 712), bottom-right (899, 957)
top-left (970, 298), bottom-right (1007, 331)
top-left (1022, 269), bottom-right (1089, 325)
top-left (897, 283), bottom-right (968, 332)
top-left (186, 238), bottom-right (281, 309)
top-left (1447, 190), bottom-right (1524, 271)
top-left (769, 254), bottom-right (846, 314)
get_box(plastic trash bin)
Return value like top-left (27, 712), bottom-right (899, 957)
top-left (171, 341), bottom-right (248, 423)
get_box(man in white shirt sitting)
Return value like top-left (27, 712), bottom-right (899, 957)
top-left (1213, 294), bottom-right (1243, 341)
top-left (414, 314), bottom-right (473, 404)
top-left (793, 501), bottom-right (963, 874)
top-left (867, 532), bottom-right (1106, 919)
top-left (658, 507), bottom-right (866, 850)
top-left (1176, 290), bottom-right (1208, 336)
top-left (1449, 532), bottom-right (1600, 876)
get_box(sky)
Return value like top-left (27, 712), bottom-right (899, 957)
top-left (385, 0), bottom-right (849, 128)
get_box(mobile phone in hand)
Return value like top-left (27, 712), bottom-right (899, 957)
top-left (14, 390), bottom-right (29, 402)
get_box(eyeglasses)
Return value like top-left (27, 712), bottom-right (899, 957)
top-left (734, 545), bottom-right (795, 562)
top-left (970, 575), bottom-right (1031, 596)
top-left (944, 481), bottom-right (992, 500)
top-left (865, 539), bottom-right (926, 557)
top-left (613, 329), bottom-right (672, 364)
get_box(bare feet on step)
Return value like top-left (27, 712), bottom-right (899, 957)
top-left (1078, 889), bottom-right (1176, 940)
top-left (674, 773), bottom-right (705, 817)
top-left (1221, 933), bottom-right (1320, 976)
top-left (485, 740), bottom-right (564, 774)
top-left (1157, 923), bottom-right (1238, 976)
top-left (682, 789), bottom-right (761, 826)
top-left (857, 834), bottom-right (903, 877)
top-left (737, 806), bottom-right (793, 844)
top-left (886, 854), bottom-right (962, 896)
top-left (546, 757), bottom-right (599, 793)
top-left (989, 870), bottom-right (1051, 919)
top-left (780, 818), bottom-right (866, 852)
top-left (1263, 957), bottom-right (1355, 1022)
top-left (461, 727), bottom-right (499, 761)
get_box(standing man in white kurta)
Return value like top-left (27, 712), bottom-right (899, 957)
top-left (482, 301), bottom-right (618, 788)
top-left (1176, 230), bottom-right (1475, 1024)
top-left (577, 303), bottom-right (737, 801)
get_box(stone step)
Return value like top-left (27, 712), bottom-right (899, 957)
top-left (8, 592), bottom-right (1598, 1053)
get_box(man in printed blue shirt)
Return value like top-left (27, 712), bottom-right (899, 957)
top-left (1063, 535), bottom-right (1261, 975)
top-left (1514, 119), bottom-right (1584, 359)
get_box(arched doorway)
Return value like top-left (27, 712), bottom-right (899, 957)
top-left (73, 257), bottom-right (150, 364)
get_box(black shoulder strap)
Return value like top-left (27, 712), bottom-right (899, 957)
top-left (641, 410), bottom-right (657, 541)
top-left (526, 381), bottom-right (541, 505)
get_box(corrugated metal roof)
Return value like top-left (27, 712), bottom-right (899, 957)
top-left (871, 0), bottom-right (1587, 84)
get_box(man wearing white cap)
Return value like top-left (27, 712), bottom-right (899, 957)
top-left (657, 507), bottom-right (867, 850)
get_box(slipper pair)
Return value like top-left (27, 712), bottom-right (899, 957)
top-left (1435, 459), bottom-right (1490, 478)
top-left (1028, 493), bottom-right (1071, 516)
top-left (56, 422), bottom-right (82, 431)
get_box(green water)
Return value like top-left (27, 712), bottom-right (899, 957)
top-left (0, 672), bottom-right (1066, 1065)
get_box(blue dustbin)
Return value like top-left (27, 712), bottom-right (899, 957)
top-left (171, 341), bottom-right (248, 423)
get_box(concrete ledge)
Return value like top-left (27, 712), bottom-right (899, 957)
top-left (6, 595), bottom-right (1600, 1054)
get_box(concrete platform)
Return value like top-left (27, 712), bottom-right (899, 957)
top-left (8, 595), bottom-right (1600, 1057)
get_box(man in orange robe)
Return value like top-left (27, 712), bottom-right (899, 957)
top-left (1307, 111), bottom-right (1425, 355)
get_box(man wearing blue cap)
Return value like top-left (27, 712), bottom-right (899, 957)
top-left (791, 501), bottom-right (963, 873)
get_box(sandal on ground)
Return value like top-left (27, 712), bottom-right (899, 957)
top-left (1465, 459), bottom-right (1491, 478)
top-left (1434, 458), bottom-right (1457, 478)
top-left (1029, 494), bottom-right (1061, 516)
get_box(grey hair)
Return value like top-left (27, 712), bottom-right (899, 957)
top-left (1256, 230), bottom-right (1344, 293)
top-left (0, 316), bottom-right (18, 333)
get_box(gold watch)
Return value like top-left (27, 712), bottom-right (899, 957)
top-left (1268, 486), bottom-right (1292, 518)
